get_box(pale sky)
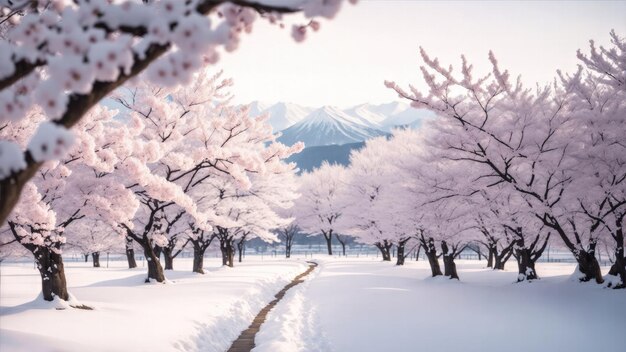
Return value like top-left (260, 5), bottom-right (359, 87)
top-left (218, 0), bottom-right (626, 108)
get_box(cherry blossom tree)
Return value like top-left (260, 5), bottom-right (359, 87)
top-left (0, 105), bottom-right (138, 301)
top-left (66, 219), bottom-right (123, 268)
top-left (274, 206), bottom-right (301, 258)
top-left (296, 162), bottom-right (347, 256)
top-left (336, 136), bottom-right (413, 263)
top-left (154, 207), bottom-right (189, 270)
top-left (187, 222), bottom-right (216, 274)
top-left (277, 223), bottom-right (300, 258)
top-left (386, 33), bottom-right (625, 284)
top-left (558, 31), bottom-right (626, 288)
top-left (116, 71), bottom-right (302, 279)
top-left (0, 0), bottom-right (355, 226)
top-left (196, 164), bottom-right (299, 267)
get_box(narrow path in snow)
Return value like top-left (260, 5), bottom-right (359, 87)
top-left (227, 261), bottom-right (318, 352)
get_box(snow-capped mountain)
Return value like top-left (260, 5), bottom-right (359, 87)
top-left (277, 106), bottom-right (388, 148)
top-left (246, 101), bottom-right (311, 131)
top-left (343, 103), bottom-right (387, 129)
top-left (242, 100), bottom-right (434, 149)
top-left (247, 101), bottom-right (271, 118)
top-left (371, 101), bottom-right (435, 131)
top-left (245, 100), bottom-right (433, 134)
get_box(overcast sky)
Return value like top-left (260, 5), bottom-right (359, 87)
top-left (217, 0), bottom-right (626, 108)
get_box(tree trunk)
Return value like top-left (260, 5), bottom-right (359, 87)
top-left (192, 245), bottom-right (206, 274)
top-left (607, 227), bottom-right (625, 289)
top-left (35, 247), bottom-right (69, 301)
top-left (221, 243), bottom-right (228, 266)
top-left (494, 254), bottom-right (504, 270)
top-left (375, 241), bottom-right (392, 261)
top-left (322, 231), bottom-right (333, 255)
top-left (227, 242), bottom-right (234, 267)
top-left (607, 255), bottom-right (626, 289)
top-left (92, 252), bottom-right (100, 268)
top-left (336, 236), bottom-right (346, 256)
top-left (84, 253), bottom-right (89, 262)
top-left (423, 238), bottom-right (442, 277)
top-left (163, 249), bottom-right (174, 270)
top-left (494, 246), bottom-right (513, 270)
top-left (237, 239), bottom-right (245, 263)
top-left (544, 219), bottom-right (604, 284)
top-left (125, 236), bottom-right (137, 269)
top-left (486, 245), bottom-right (494, 268)
top-left (415, 244), bottom-right (421, 261)
top-left (576, 250), bottom-right (604, 284)
top-left (143, 243), bottom-right (165, 283)
top-left (442, 254), bottom-right (458, 279)
top-left (515, 247), bottom-right (538, 281)
top-left (153, 246), bottom-right (163, 262)
top-left (396, 239), bottom-right (409, 266)
top-left (441, 241), bottom-right (459, 280)
top-left (126, 247), bottom-right (137, 269)
top-left (220, 239), bottom-right (234, 267)
top-left (285, 238), bottom-right (292, 258)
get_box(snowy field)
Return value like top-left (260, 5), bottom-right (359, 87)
top-left (1, 258), bottom-right (625, 352)
top-left (254, 259), bottom-right (626, 352)
top-left (0, 258), bottom-right (308, 352)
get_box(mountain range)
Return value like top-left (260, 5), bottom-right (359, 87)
top-left (246, 101), bottom-right (434, 171)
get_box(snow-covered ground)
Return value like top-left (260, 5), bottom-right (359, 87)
top-left (254, 258), bottom-right (626, 352)
top-left (0, 257), bottom-right (308, 352)
top-left (2, 257), bottom-right (624, 352)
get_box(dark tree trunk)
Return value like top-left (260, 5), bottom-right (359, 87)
top-left (542, 217), bottom-right (604, 284)
top-left (576, 250), bottom-right (604, 284)
top-left (508, 229), bottom-right (550, 282)
top-left (493, 244), bottom-right (514, 270)
top-left (514, 247), bottom-right (538, 281)
top-left (441, 241), bottom-right (459, 280)
top-left (237, 239), bottom-right (245, 263)
top-left (322, 230), bottom-right (333, 255)
top-left (494, 254), bottom-right (504, 270)
top-left (126, 248), bottom-right (137, 269)
top-left (192, 245), bottom-right (206, 274)
top-left (143, 243), bottom-right (165, 283)
top-left (220, 238), bottom-right (235, 267)
top-left (396, 239), bottom-right (409, 266)
top-left (162, 237), bottom-right (188, 271)
top-left (35, 247), bottom-right (69, 301)
top-left (374, 240), bottom-right (392, 261)
top-left (415, 244), bottom-right (421, 261)
top-left (422, 237), bottom-right (442, 277)
top-left (84, 253), bottom-right (89, 262)
top-left (608, 255), bottom-right (626, 289)
top-left (125, 236), bottom-right (137, 269)
top-left (486, 245), bottom-right (494, 268)
top-left (153, 246), bottom-right (163, 262)
top-left (285, 237), bottom-right (292, 258)
top-left (162, 249), bottom-right (174, 270)
top-left (336, 235), bottom-right (347, 256)
top-left (189, 229), bottom-right (215, 274)
top-left (8, 220), bottom-right (70, 302)
top-left (281, 225), bottom-right (299, 259)
top-left (607, 226), bottom-right (625, 289)
top-left (92, 252), bottom-right (100, 268)
top-left (227, 243), bottom-right (234, 267)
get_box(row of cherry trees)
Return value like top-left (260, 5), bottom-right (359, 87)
top-left (0, 0), bottom-right (354, 303)
top-left (0, 70), bottom-right (302, 300)
top-left (296, 32), bottom-right (625, 288)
